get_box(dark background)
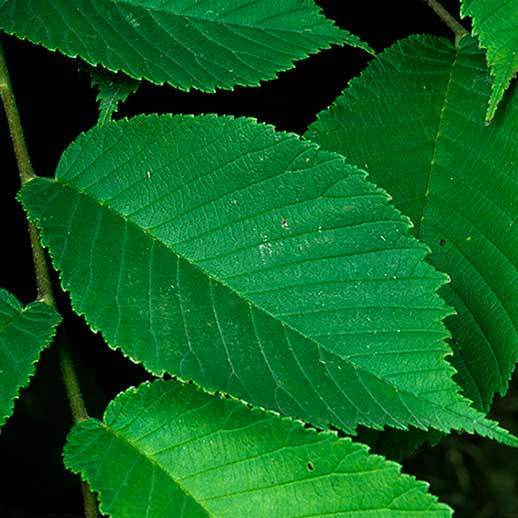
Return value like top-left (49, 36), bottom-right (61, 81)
top-left (1, 1), bottom-right (517, 516)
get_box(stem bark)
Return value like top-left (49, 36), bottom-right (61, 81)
top-left (422, 0), bottom-right (469, 41)
top-left (0, 40), bottom-right (98, 518)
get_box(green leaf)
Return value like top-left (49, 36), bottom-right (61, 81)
top-left (0, 288), bottom-right (61, 426)
top-left (88, 67), bottom-right (139, 126)
top-left (19, 114), bottom-right (516, 445)
top-left (306, 35), bottom-right (518, 415)
top-left (461, 0), bottom-right (518, 121)
top-left (0, 0), bottom-right (371, 92)
top-left (64, 380), bottom-right (452, 517)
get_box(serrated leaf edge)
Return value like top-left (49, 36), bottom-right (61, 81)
top-left (63, 378), bottom-right (453, 518)
top-left (20, 113), bottom-right (516, 446)
top-left (0, 290), bottom-right (62, 427)
top-left (0, 2), bottom-right (372, 94)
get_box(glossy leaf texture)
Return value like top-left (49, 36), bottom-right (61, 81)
top-left (88, 67), bottom-right (139, 126)
top-left (461, 0), bottom-right (518, 121)
top-left (306, 35), bottom-right (518, 414)
top-left (19, 114), bottom-right (517, 445)
top-left (0, 0), bottom-right (370, 92)
top-left (64, 380), bottom-right (452, 517)
top-left (0, 288), bottom-right (61, 426)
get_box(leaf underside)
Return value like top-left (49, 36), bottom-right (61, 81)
top-left (19, 114), bottom-right (516, 445)
top-left (461, 0), bottom-right (518, 121)
top-left (64, 380), bottom-right (452, 517)
top-left (306, 35), bottom-right (518, 416)
top-left (0, 288), bottom-right (61, 426)
top-left (0, 0), bottom-right (371, 92)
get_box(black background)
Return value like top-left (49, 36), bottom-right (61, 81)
top-left (1, 1), bottom-right (517, 516)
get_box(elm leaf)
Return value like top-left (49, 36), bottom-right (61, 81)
top-left (0, 0), bottom-right (371, 92)
top-left (19, 114), bottom-right (516, 444)
top-left (0, 288), bottom-right (61, 426)
top-left (461, 0), bottom-right (518, 121)
top-left (64, 380), bottom-right (452, 517)
top-left (88, 67), bottom-right (139, 126)
top-left (307, 35), bottom-right (518, 414)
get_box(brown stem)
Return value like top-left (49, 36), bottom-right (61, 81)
top-left (0, 39), bottom-right (98, 518)
top-left (58, 339), bottom-right (89, 422)
top-left (422, 0), bottom-right (469, 41)
top-left (27, 222), bottom-right (55, 305)
top-left (0, 42), bottom-right (34, 184)
top-left (0, 41), bottom-right (53, 305)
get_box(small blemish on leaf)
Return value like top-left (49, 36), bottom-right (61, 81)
top-left (280, 218), bottom-right (289, 229)
top-left (258, 242), bottom-right (273, 258)
top-left (439, 239), bottom-right (446, 247)
top-left (307, 462), bottom-right (315, 472)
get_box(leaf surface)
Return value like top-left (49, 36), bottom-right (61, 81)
top-left (0, 0), bottom-right (370, 92)
top-left (461, 0), bottom-right (518, 121)
top-left (19, 114), bottom-right (516, 444)
top-left (0, 288), bottom-right (61, 426)
top-left (88, 67), bottom-right (139, 126)
top-left (64, 380), bottom-right (452, 517)
top-left (307, 35), bottom-right (518, 413)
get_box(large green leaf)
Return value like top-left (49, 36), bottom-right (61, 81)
top-left (0, 288), bottom-right (61, 426)
top-left (19, 114), bottom-right (516, 444)
top-left (0, 0), bottom-right (370, 92)
top-left (461, 0), bottom-right (518, 121)
top-left (306, 35), bottom-right (518, 414)
top-left (64, 380), bottom-right (452, 517)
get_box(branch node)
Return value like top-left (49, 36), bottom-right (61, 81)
top-left (422, 0), bottom-right (469, 40)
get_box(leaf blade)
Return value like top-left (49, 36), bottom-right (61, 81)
top-left (306, 35), bottom-right (518, 416)
top-left (0, 0), bottom-right (371, 92)
top-left (64, 380), bottom-right (452, 517)
top-left (19, 114), bottom-right (516, 444)
top-left (461, 0), bottom-right (518, 121)
top-left (88, 67), bottom-right (139, 126)
top-left (0, 288), bottom-right (61, 426)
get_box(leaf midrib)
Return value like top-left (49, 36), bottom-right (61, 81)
top-left (415, 43), bottom-right (461, 237)
top-left (97, 420), bottom-right (212, 517)
top-left (117, 0), bottom-right (342, 37)
top-left (0, 303), bottom-right (27, 334)
top-left (34, 175), bottom-right (502, 437)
